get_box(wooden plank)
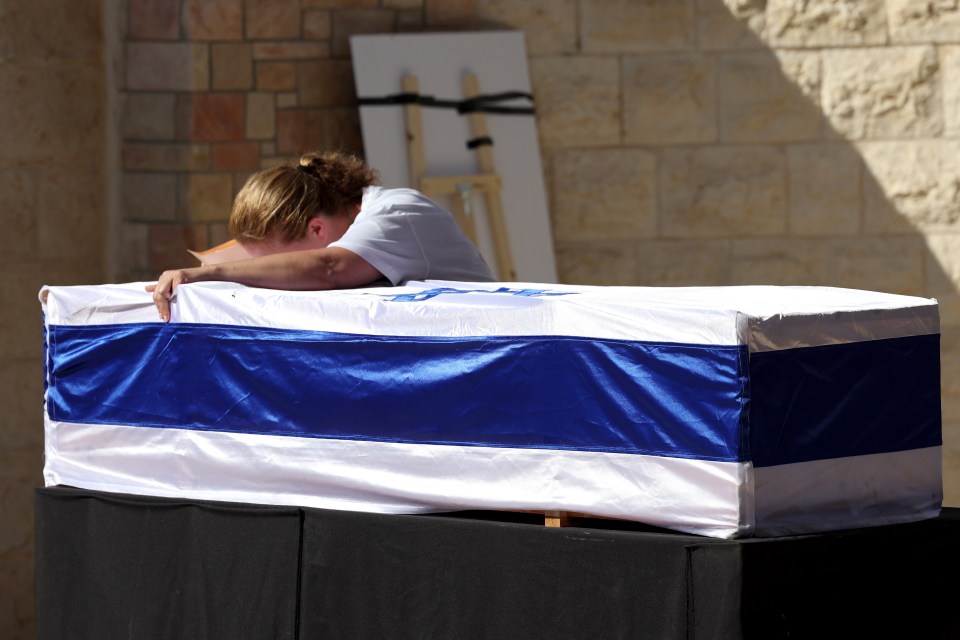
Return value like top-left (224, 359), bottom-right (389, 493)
top-left (401, 74), bottom-right (426, 188)
top-left (461, 72), bottom-right (516, 281)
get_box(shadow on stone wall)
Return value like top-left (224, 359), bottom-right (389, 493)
top-left (477, 1), bottom-right (960, 503)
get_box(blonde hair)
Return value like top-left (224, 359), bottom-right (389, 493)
top-left (229, 150), bottom-right (380, 244)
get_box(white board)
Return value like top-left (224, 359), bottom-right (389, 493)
top-left (350, 31), bottom-right (557, 283)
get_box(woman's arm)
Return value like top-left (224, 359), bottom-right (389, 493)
top-left (146, 247), bottom-right (382, 322)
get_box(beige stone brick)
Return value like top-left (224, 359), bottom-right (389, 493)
top-left (299, 60), bottom-right (356, 107)
top-left (253, 41), bottom-right (330, 60)
top-left (184, 93), bottom-right (246, 142)
top-left (0, 268), bottom-right (49, 356)
top-left (731, 238), bottom-right (825, 285)
top-left (208, 222), bottom-right (234, 248)
top-left (766, 0), bottom-right (888, 47)
top-left (555, 240), bottom-right (639, 286)
top-left (182, 0), bottom-right (243, 40)
top-left (0, 553), bottom-right (37, 639)
top-left (943, 46), bottom-right (960, 138)
top-left (35, 167), bottom-right (106, 262)
top-left (661, 146), bottom-right (787, 238)
top-left (924, 232), bottom-right (960, 328)
top-left (303, 9), bottom-right (332, 40)
top-left (26, 261), bottom-right (105, 289)
top-left (822, 46), bottom-right (942, 140)
top-left (0, 452), bottom-right (41, 555)
top-left (115, 222), bottom-right (151, 275)
top-left (477, 0), bottom-right (576, 55)
top-left (303, 0), bottom-right (377, 7)
top-left (0, 65), bottom-right (103, 164)
top-left (123, 143), bottom-right (191, 172)
top-left (332, 10), bottom-right (396, 57)
top-left (0, 361), bottom-right (42, 451)
top-left (129, 0), bottom-right (181, 40)
top-left (580, 0), bottom-right (694, 53)
top-left (0, 452), bottom-right (43, 640)
top-left (148, 224), bottom-right (213, 271)
top-left (697, 0), bottom-right (768, 51)
top-left (321, 108), bottom-right (364, 155)
top-left (2, 273), bottom-right (42, 355)
top-left (122, 172), bottom-right (178, 222)
top-left (396, 9), bottom-right (426, 31)
top-left (260, 154), bottom-right (292, 169)
top-left (821, 236), bottom-right (926, 294)
top-left (246, 0), bottom-right (301, 39)
top-left (0, 0), bottom-right (102, 62)
top-left (277, 108), bottom-right (324, 154)
top-left (121, 93), bottom-right (177, 141)
top-left (888, 0), bottom-right (960, 43)
top-left (256, 61), bottom-right (298, 91)
top-left (939, 325), bottom-right (960, 413)
top-left (425, 0), bottom-right (476, 27)
top-left (0, 170), bottom-right (40, 266)
top-left (192, 43), bottom-right (211, 90)
top-left (622, 53), bottom-right (718, 145)
top-left (551, 148), bottom-right (656, 241)
top-left (115, 265), bottom-right (155, 289)
top-left (529, 57), bottom-right (620, 149)
top-left (276, 92), bottom-right (299, 108)
top-left (637, 239), bottom-right (733, 286)
top-left (787, 143), bottom-right (861, 236)
top-left (859, 140), bottom-right (960, 233)
top-left (212, 43), bottom-right (253, 90)
top-left (212, 143), bottom-right (261, 170)
top-left (188, 144), bottom-right (213, 170)
top-left (182, 173), bottom-right (235, 222)
top-left (942, 421), bottom-right (960, 507)
top-left (732, 236), bottom-right (925, 292)
top-left (719, 51), bottom-right (822, 143)
top-left (175, 96), bottom-right (193, 141)
top-left (247, 93), bottom-right (277, 140)
top-left (127, 42), bottom-right (208, 91)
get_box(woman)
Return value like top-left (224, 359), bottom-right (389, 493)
top-left (148, 150), bottom-right (494, 321)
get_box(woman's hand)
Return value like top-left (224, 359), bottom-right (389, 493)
top-left (145, 269), bottom-right (193, 322)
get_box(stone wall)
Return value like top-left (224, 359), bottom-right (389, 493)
top-left (3, 0), bottom-right (960, 636)
top-left (118, 0), bottom-right (466, 281)
top-left (0, 2), bottom-right (109, 636)
top-left (488, 0), bottom-right (960, 503)
top-left (119, 0), bottom-right (960, 502)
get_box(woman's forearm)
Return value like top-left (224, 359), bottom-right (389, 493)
top-left (148, 247), bottom-right (381, 321)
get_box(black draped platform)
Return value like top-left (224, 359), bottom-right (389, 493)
top-left (35, 487), bottom-right (960, 640)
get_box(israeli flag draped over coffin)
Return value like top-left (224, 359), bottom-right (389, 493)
top-left (40, 281), bottom-right (942, 539)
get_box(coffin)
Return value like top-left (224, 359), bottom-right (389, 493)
top-left (40, 281), bottom-right (942, 538)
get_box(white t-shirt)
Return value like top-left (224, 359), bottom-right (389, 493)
top-left (328, 186), bottom-right (495, 285)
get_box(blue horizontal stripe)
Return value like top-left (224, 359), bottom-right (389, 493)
top-left (45, 323), bottom-right (750, 462)
top-left (749, 334), bottom-right (941, 467)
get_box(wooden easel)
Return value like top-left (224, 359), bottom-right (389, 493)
top-left (402, 73), bottom-right (517, 281)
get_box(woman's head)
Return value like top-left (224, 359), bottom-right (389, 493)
top-left (229, 150), bottom-right (379, 246)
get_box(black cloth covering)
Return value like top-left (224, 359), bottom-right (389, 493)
top-left (35, 487), bottom-right (960, 640)
top-left (35, 487), bottom-right (302, 640)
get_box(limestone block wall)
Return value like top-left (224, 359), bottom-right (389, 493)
top-left (117, 0), bottom-right (960, 503)
top-left (485, 0), bottom-right (960, 504)
top-left (118, 0), bottom-right (478, 282)
top-left (0, 2), bottom-right (109, 637)
top-left (0, 0), bottom-right (957, 635)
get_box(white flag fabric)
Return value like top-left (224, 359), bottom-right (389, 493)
top-left (40, 281), bottom-right (942, 538)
